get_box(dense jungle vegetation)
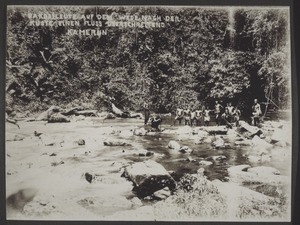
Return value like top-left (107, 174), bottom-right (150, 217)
top-left (6, 6), bottom-right (290, 116)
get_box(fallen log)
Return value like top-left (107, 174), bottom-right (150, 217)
top-left (36, 106), bottom-right (61, 121)
top-left (74, 110), bottom-right (98, 117)
top-left (48, 113), bottom-right (70, 123)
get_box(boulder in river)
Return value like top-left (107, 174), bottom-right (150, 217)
top-left (238, 121), bottom-right (263, 138)
top-left (168, 140), bottom-right (181, 150)
top-left (271, 127), bottom-right (291, 145)
top-left (122, 160), bottom-right (176, 197)
top-left (36, 106), bottom-right (61, 121)
top-left (203, 126), bottom-right (228, 135)
top-left (199, 160), bottom-right (213, 166)
top-left (227, 165), bottom-right (288, 186)
top-left (179, 146), bottom-right (193, 153)
top-left (76, 139), bottom-right (85, 146)
top-left (247, 166), bottom-right (280, 176)
top-left (251, 135), bottom-right (273, 151)
top-left (138, 150), bottom-right (154, 157)
top-left (48, 113), bottom-right (70, 123)
top-left (103, 140), bottom-right (128, 146)
top-left (133, 127), bottom-right (147, 136)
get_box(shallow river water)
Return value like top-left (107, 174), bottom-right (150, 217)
top-left (5, 117), bottom-right (291, 219)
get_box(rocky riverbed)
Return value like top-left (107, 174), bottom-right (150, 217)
top-left (6, 116), bottom-right (292, 221)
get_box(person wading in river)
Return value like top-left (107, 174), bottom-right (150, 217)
top-left (150, 113), bottom-right (162, 131)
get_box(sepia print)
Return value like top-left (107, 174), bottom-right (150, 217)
top-left (5, 5), bottom-right (292, 221)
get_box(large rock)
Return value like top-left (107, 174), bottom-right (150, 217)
top-left (122, 160), bottom-right (176, 197)
top-left (203, 126), bottom-right (228, 135)
top-left (227, 165), bottom-right (250, 174)
top-left (247, 166), bottom-right (280, 176)
top-left (227, 165), bottom-right (288, 186)
top-left (199, 160), bottom-right (213, 166)
top-left (48, 113), bottom-right (70, 123)
top-left (271, 127), bottom-right (291, 145)
top-left (238, 121), bottom-right (262, 138)
top-left (251, 135), bottom-right (273, 151)
top-left (168, 140), bottom-right (181, 150)
top-left (36, 106), bottom-right (61, 121)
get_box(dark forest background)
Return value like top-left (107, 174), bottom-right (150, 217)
top-left (6, 6), bottom-right (290, 117)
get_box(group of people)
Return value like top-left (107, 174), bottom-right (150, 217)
top-left (174, 99), bottom-right (262, 127)
top-left (142, 99), bottom-right (262, 130)
top-left (174, 101), bottom-right (242, 127)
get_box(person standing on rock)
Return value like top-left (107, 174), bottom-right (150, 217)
top-left (214, 101), bottom-right (223, 126)
top-left (252, 99), bottom-right (262, 126)
top-left (143, 102), bottom-right (150, 125)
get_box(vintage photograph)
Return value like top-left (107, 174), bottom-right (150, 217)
top-left (5, 5), bottom-right (292, 221)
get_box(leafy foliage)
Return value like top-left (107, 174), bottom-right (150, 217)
top-left (6, 6), bottom-right (290, 114)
